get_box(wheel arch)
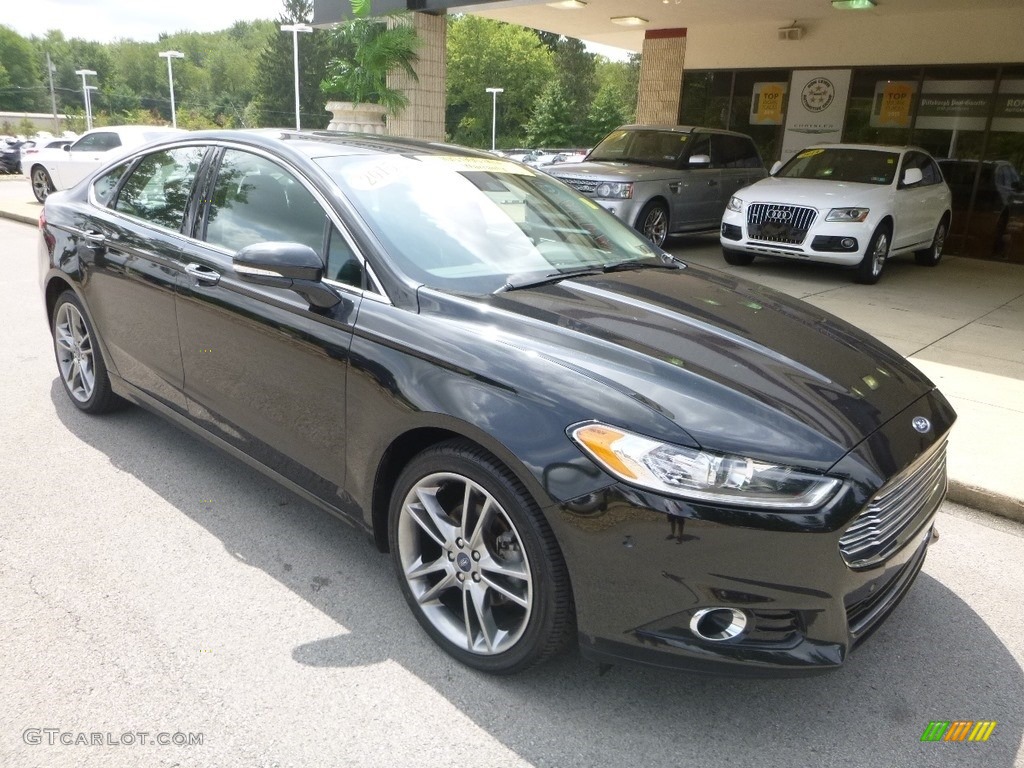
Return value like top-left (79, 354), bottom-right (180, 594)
top-left (44, 274), bottom-right (76, 329)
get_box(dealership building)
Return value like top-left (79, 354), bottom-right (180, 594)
top-left (313, 0), bottom-right (1024, 263)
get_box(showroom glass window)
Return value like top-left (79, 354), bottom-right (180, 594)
top-left (112, 147), bottom-right (206, 231)
top-left (204, 150), bottom-right (327, 256)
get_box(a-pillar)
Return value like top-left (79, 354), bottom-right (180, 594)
top-left (386, 11), bottom-right (447, 141)
top-left (635, 28), bottom-right (687, 125)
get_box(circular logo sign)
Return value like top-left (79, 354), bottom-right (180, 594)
top-left (912, 416), bottom-right (932, 434)
top-left (801, 78), bottom-right (835, 113)
top-left (766, 208), bottom-right (792, 221)
top-left (456, 552), bottom-right (472, 572)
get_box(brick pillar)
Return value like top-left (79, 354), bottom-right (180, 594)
top-left (386, 11), bottom-right (446, 142)
top-left (635, 29), bottom-right (687, 125)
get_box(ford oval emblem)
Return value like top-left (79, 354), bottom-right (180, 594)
top-left (912, 416), bottom-right (931, 434)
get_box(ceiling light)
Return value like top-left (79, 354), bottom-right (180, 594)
top-left (546, 0), bottom-right (587, 8)
top-left (831, 0), bottom-right (876, 8)
top-left (611, 16), bottom-right (649, 26)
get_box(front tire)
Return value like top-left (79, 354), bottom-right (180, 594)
top-left (389, 440), bottom-right (574, 674)
top-left (722, 248), bottom-right (755, 266)
top-left (32, 166), bottom-right (55, 204)
top-left (51, 291), bottom-right (123, 414)
top-left (915, 219), bottom-right (947, 266)
top-left (855, 224), bottom-right (890, 284)
top-left (635, 201), bottom-right (669, 248)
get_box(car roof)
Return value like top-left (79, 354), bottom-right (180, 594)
top-left (801, 142), bottom-right (930, 155)
top-left (613, 125), bottom-right (754, 138)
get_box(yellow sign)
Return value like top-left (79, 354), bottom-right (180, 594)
top-left (751, 83), bottom-right (787, 125)
top-left (872, 81), bottom-right (916, 128)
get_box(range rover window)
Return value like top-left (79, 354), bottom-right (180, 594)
top-left (112, 147), bottom-right (206, 231)
top-left (204, 150), bottom-right (327, 255)
top-left (712, 135), bottom-right (762, 169)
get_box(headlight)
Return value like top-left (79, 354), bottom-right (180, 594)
top-left (570, 423), bottom-right (841, 510)
top-left (826, 207), bottom-right (870, 222)
top-left (727, 196), bottom-right (743, 213)
top-left (594, 181), bottom-right (633, 199)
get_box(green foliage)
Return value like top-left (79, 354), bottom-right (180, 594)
top-left (320, 14), bottom-right (420, 114)
top-left (585, 82), bottom-right (630, 145)
top-left (446, 16), bottom-right (554, 148)
top-left (0, 25), bottom-right (46, 111)
top-left (525, 80), bottom-right (575, 147)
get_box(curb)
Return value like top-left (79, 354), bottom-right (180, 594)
top-left (947, 480), bottom-right (1024, 524)
top-left (0, 207), bottom-right (38, 226)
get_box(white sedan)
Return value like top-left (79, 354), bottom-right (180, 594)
top-left (29, 125), bottom-right (184, 203)
top-left (720, 144), bottom-right (952, 284)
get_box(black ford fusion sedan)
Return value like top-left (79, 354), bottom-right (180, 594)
top-left (39, 130), bottom-right (955, 675)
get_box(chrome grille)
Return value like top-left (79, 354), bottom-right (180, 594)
top-left (557, 176), bottom-right (599, 196)
top-left (747, 203), bottom-right (817, 244)
top-left (839, 441), bottom-right (947, 569)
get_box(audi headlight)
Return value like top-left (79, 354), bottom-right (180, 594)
top-left (826, 207), bottom-right (870, 223)
top-left (571, 423), bottom-right (840, 510)
top-left (594, 182), bottom-right (633, 199)
top-left (727, 196), bottom-right (743, 213)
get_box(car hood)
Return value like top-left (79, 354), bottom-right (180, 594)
top-left (739, 177), bottom-right (888, 209)
top-left (548, 161), bottom-right (676, 182)
top-left (459, 265), bottom-right (935, 469)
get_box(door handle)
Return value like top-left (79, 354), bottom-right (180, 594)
top-left (707, 179), bottom-right (719, 187)
top-left (83, 230), bottom-right (107, 245)
top-left (668, 182), bottom-right (682, 193)
top-left (185, 263), bottom-right (221, 286)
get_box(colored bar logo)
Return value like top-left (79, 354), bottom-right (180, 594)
top-left (921, 721), bottom-right (997, 742)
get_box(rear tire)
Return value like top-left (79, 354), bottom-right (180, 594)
top-left (635, 201), bottom-right (669, 248)
top-left (32, 166), bottom-right (55, 204)
top-left (722, 248), bottom-right (755, 266)
top-left (914, 219), bottom-right (946, 267)
top-left (855, 225), bottom-right (890, 284)
top-left (51, 291), bottom-right (123, 414)
top-left (389, 440), bottom-right (574, 674)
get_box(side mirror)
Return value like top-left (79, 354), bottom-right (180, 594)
top-left (233, 241), bottom-right (340, 309)
top-left (63, 144), bottom-right (71, 152)
top-left (689, 154), bottom-right (711, 166)
top-left (770, 160), bottom-right (783, 176)
top-left (902, 167), bottom-right (924, 187)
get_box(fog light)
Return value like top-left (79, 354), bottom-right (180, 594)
top-left (841, 238), bottom-right (856, 249)
top-left (689, 607), bottom-right (748, 642)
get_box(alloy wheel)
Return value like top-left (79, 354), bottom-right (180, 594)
top-left (642, 207), bottom-right (668, 247)
top-left (32, 168), bottom-right (51, 203)
top-left (871, 232), bottom-right (889, 276)
top-left (396, 471), bottom-right (534, 655)
top-left (54, 302), bottom-right (96, 402)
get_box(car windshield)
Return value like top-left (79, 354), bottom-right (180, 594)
top-left (316, 153), bottom-right (659, 295)
top-left (777, 147), bottom-right (900, 185)
top-left (586, 129), bottom-right (690, 169)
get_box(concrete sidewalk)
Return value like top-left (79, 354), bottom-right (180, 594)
top-left (2, 175), bottom-right (1022, 522)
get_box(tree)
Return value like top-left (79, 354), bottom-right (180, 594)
top-left (525, 80), bottom-right (575, 147)
top-left (0, 26), bottom-right (46, 112)
top-left (252, 0), bottom-right (336, 128)
top-left (447, 16), bottom-right (554, 148)
top-left (549, 36), bottom-right (597, 143)
top-left (584, 81), bottom-right (629, 145)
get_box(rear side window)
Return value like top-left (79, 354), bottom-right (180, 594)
top-left (204, 150), bottom-right (327, 255)
top-left (712, 135), bottom-right (762, 169)
top-left (113, 147), bottom-right (206, 231)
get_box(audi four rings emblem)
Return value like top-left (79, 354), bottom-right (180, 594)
top-left (912, 416), bottom-right (931, 433)
top-left (765, 209), bottom-right (792, 221)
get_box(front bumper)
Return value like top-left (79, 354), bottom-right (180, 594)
top-left (547, 390), bottom-right (954, 675)
top-left (721, 205), bottom-right (874, 266)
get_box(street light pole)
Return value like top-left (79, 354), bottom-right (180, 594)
top-left (280, 23), bottom-right (313, 130)
top-left (485, 87), bottom-right (504, 152)
top-left (74, 69), bottom-right (97, 130)
top-left (158, 50), bottom-right (185, 129)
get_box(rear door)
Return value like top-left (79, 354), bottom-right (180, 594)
top-left (75, 145), bottom-right (210, 411)
top-left (175, 147), bottom-right (363, 502)
top-left (712, 134), bottom-right (766, 206)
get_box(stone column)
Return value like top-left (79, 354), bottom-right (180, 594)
top-left (386, 11), bottom-right (447, 141)
top-left (635, 29), bottom-right (687, 125)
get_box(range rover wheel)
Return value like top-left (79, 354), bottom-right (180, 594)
top-left (722, 248), bottom-right (755, 266)
top-left (915, 219), bottom-right (947, 267)
top-left (32, 166), bottom-right (55, 204)
top-left (389, 440), bottom-right (574, 674)
top-left (635, 201), bottom-right (669, 247)
top-left (855, 224), bottom-right (890, 284)
top-left (52, 291), bottom-right (123, 414)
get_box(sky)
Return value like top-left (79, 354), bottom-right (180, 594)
top-left (6, 0), bottom-right (629, 59)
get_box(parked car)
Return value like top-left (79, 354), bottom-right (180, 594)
top-left (721, 144), bottom-right (952, 284)
top-left (938, 158), bottom-right (1024, 258)
top-left (29, 125), bottom-right (184, 203)
top-left (547, 125), bottom-right (767, 247)
top-left (549, 151), bottom-right (588, 165)
top-left (21, 137), bottom-right (74, 170)
top-left (40, 129), bottom-right (954, 676)
top-left (1, 139), bottom-right (30, 174)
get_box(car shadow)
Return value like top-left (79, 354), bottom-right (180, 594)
top-left (51, 381), bottom-right (1023, 767)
